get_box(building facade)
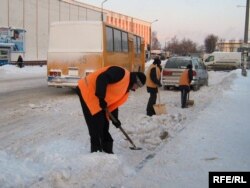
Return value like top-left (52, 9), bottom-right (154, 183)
top-left (216, 40), bottom-right (246, 52)
top-left (0, 0), bottom-right (151, 63)
top-left (106, 12), bottom-right (151, 47)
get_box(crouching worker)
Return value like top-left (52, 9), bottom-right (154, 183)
top-left (76, 66), bottom-right (146, 154)
top-left (179, 64), bottom-right (193, 108)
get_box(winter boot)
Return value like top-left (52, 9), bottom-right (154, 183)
top-left (102, 142), bottom-right (114, 154)
top-left (91, 144), bottom-right (102, 153)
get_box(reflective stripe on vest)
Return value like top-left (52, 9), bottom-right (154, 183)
top-left (146, 64), bottom-right (161, 88)
top-left (78, 66), bottom-right (130, 115)
top-left (179, 69), bottom-right (190, 86)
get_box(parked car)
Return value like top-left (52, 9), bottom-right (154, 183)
top-left (161, 56), bottom-right (208, 91)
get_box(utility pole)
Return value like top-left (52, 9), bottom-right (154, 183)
top-left (242, 0), bottom-right (249, 76)
top-left (244, 0), bottom-right (249, 43)
top-left (101, 0), bottom-right (108, 22)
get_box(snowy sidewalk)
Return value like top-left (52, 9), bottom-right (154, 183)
top-left (127, 72), bottom-right (250, 188)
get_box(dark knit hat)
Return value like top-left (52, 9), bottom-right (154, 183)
top-left (187, 64), bottom-right (193, 69)
top-left (153, 57), bottom-right (161, 65)
top-left (130, 72), bottom-right (146, 87)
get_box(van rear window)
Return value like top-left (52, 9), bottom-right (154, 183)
top-left (165, 58), bottom-right (191, 69)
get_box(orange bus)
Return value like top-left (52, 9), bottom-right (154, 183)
top-left (47, 21), bottom-right (145, 87)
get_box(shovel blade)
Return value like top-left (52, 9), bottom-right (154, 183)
top-left (129, 146), bottom-right (143, 150)
top-left (187, 100), bottom-right (194, 106)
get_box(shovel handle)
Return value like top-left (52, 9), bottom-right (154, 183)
top-left (119, 126), bottom-right (137, 148)
top-left (105, 109), bottom-right (137, 148)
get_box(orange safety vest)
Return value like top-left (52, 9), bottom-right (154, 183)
top-left (146, 64), bottom-right (161, 88)
top-left (179, 69), bottom-right (190, 86)
top-left (78, 66), bottom-right (130, 115)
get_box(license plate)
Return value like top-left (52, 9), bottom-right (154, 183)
top-left (69, 69), bottom-right (78, 76)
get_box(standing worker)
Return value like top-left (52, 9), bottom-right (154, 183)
top-left (76, 66), bottom-right (146, 154)
top-left (179, 64), bottom-right (193, 108)
top-left (146, 57), bottom-right (162, 116)
top-left (17, 55), bottom-right (24, 68)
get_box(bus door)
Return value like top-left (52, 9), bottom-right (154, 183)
top-left (128, 33), bottom-right (134, 71)
top-left (133, 35), bottom-right (144, 72)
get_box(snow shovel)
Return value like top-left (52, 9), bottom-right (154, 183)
top-left (106, 109), bottom-right (142, 150)
top-left (153, 89), bottom-right (166, 115)
top-left (187, 92), bottom-right (194, 106)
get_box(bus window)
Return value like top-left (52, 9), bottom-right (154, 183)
top-left (137, 36), bottom-right (141, 54)
top-left (114, 29), bottom-right (122, 52)
top-left (121, 31), bottom-right (128, 52)
top-left (106, 26), bottom-right (113, 52)
top-left (106, 26), bottom-right (128, 53)
top-left (133, 36), bottom-right (141, 54)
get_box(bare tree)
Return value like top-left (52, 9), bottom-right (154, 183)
top-left (204, 34), bottom-right (218, 53)
top-left (166, 36), bottom-right (198, 55)
top-left (165, 36), bottom-right (179, 54)
top-left (151, 31), bottom-right (161, 50)
top-left (180, 38), bottom-right (197, 56)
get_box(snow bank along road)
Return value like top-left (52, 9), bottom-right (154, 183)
top-left (0, 66), bottom-right (248, 187)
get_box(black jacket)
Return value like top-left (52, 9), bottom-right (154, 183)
top-left (95, 66), bottom-right (127, 119)
top-left (188, 68), bottom-right (193, 84)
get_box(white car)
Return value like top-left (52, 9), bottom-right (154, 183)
top-left (161, 56), bottom-right (208, 91)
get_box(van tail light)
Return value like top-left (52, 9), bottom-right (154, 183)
top-left (163, 70), bottom-right (172, 76)
top-left (49, 71), bottom-right (61, 77)
top-left (192, 70), bottom-right (197, 76)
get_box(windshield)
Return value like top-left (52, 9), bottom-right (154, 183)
top-left (165, 58), bottom-right (192, 69)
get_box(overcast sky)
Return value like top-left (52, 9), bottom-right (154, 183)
top-left (78, 0), bottom-right (247, 46)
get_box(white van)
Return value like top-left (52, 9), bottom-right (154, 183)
top-left (204, 52), bottom-right (241, 70)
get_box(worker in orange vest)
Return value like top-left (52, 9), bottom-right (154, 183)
top-left (76, 66), bottom-right (146, 154)
top-left (146, 57), bottom-right (162, 116)
top-left (179, 64), bottom-right (193, 108)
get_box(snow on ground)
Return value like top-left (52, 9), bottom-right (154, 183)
top-left (0, 65), bottom-right (249, 188)
top-left (0, 65), bottom-right (46, 79)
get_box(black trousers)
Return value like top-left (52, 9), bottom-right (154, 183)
top-left (179, 85), bottom-right (190, 108)
top-left (146, 91), bottom-right (157, 116)
top-left (76, 87), bottom-right (113, 153)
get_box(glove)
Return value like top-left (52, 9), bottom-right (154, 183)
top-left (99, 98), bottom-right (107, 110)
top-left (112, 119), bottom-right (121, 128)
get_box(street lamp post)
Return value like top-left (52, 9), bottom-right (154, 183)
top-left (237, 1), bottom-right (250, 43)
top-left (149, 19), bottom-right (158, 59)
top-left (237, 1), bottom-right (249, 75)
top-left (101, 0), bottom-right (108, 22)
